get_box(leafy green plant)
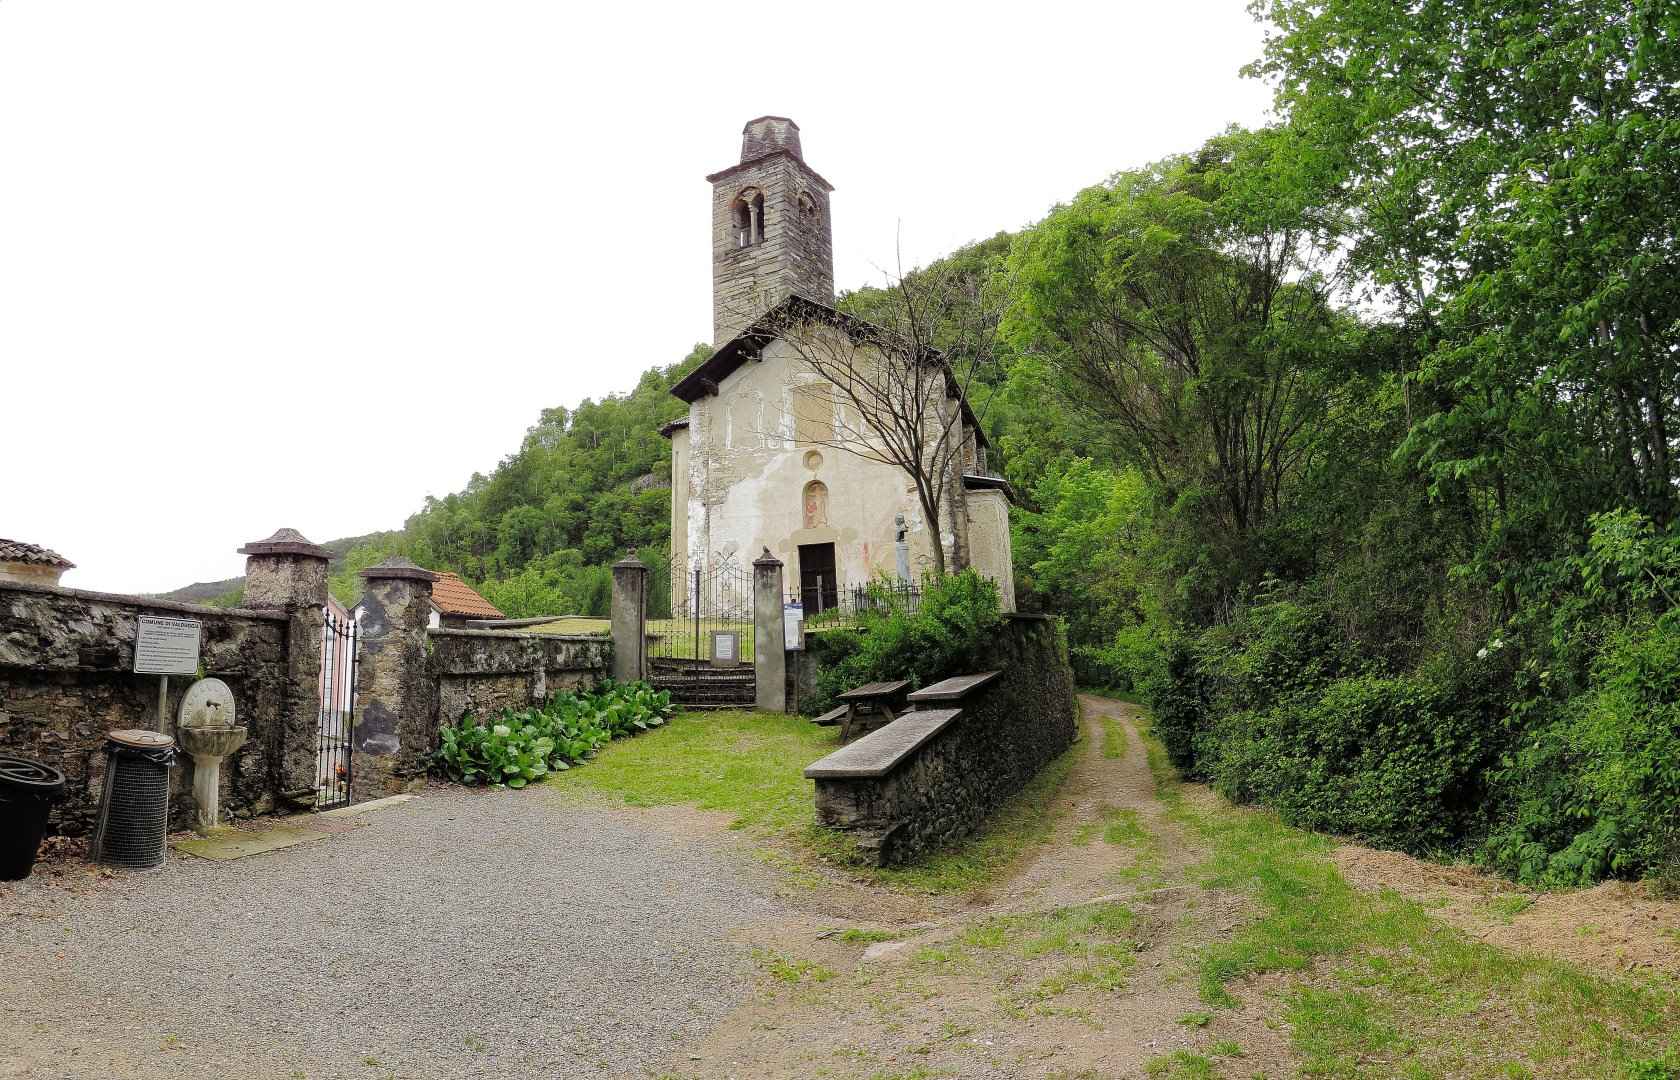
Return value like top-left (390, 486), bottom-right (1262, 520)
top-left (807, 569), bottom-right (1003, 714)
top-left (432, 679), bottom-right (673, 788)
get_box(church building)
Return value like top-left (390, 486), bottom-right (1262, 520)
top-left (661, 117), bottom-right (1015, 611)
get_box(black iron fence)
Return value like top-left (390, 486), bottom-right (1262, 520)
top-left (652, 556), bottom-right (755, 664)
top-left (791, 579), bottom-right (924, 630)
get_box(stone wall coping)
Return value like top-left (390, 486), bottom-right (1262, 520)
top-left (427, 627), bottom-right (607, 644)
top-left (0, 580), bottom-right (289, 622)
top-left (803, 708), bottom-right (962, 779)
top-left (906, 670), bottom-right (1001, 704)
top-left (465, 616), bottom-right (588, 629)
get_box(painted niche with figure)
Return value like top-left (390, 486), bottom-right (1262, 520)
top-left (802, 480), bottom-right (829, 529)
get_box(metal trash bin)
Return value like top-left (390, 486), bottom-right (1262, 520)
top-left (91, 729), bottom-right (176, 870)
top-left (0, 756), bottom-right (67, 880)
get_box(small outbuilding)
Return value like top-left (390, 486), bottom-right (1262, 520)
top-left (0, 539), bottom-right (74, 587)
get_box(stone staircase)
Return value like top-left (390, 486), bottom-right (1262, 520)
top-left (650, 659), bottom-right (756, 709)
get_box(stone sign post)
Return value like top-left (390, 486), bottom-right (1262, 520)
top-left (753, 548), bottom-right (786, 713)
top-left (610, 552), bottom-right (648, 684)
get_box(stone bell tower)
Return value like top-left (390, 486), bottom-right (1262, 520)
top-left (707, 116), bottom-right (835, 345)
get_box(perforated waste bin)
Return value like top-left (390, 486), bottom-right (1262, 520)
top-left (91, 729), bottom-right (176, 870)
top-left (0, 755), bottom-right (66, 880)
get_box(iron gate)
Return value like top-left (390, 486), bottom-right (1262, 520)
top-left (650, 555), bottom-right (755, 707)
top-left (317, 605), bottom-right (358, 809)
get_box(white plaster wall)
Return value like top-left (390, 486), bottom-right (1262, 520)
top-left (0, 563), bottom-right (64, 587)
top-left (676, 324), bottom-right (1018, 610)
top-left (682, 335), bottom-right (942, 590)
top-left (669, 426), bottom-right (690, 573)
top-left (964, 488), bottom-right (1017, 611)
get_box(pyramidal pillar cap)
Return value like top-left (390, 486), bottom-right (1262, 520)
top-left (359, 556), bottom-right (439, 582)
top-left (238, 528), bottom-right (332, 560)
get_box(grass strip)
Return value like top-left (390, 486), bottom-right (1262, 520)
top-left (1131, 716), bottom-right (1680, 1079)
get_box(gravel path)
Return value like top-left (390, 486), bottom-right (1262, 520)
top-left (0, 786), bottom-right (786, 1080)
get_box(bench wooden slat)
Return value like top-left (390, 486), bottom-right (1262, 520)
top-left (838, 679), bottom-right (911, 701)
top-left (907, 670), bottom-right (1001, 705)
top-left (812, 705), bottom-right (848, 726)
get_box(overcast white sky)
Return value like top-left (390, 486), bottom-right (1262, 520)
top-left (0, 2), bottom-right (1272, 594)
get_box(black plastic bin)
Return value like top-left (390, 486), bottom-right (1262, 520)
top-left (0, 755), bottom-right (67, 881)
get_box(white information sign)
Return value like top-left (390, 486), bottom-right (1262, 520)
top-left (134, 616), bottom-right (202, 675)
top-left (709, 630), bottom-right (740, 668)
top-left (784, 602), bottom-right (804, 651)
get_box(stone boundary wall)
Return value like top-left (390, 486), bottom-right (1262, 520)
top-left (804, 615), bottom-right (1076, 865)
top-left (0, 581), bottom-right (292, 834)
top-left (350, 609), bottom-right (613, 800)
top-left (428, 628), bottom-right (611, 727)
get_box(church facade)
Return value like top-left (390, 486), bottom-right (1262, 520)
top-left (661, 117), bottom-right (1015, 611)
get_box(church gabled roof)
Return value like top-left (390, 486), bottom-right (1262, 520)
top-left (669, 293), bottom-right (990, 447)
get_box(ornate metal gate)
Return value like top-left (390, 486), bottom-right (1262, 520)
top-left (317, 605), bottom-right (358, 809)
top-left (650, 555), bottom-right (755, 708)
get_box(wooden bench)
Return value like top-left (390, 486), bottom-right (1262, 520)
top-left (812, 704), bottom-right (849, 727)
top-left (836, 679), bottom-right (912, 742)
top-left (906, 670), bottom-right (1000, 708)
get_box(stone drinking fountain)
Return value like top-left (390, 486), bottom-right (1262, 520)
top-left (176, 678), bottom-right (246, 834)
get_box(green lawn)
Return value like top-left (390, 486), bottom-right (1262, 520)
top-left (528, 616), bottom-right (611, 635)
top-left (547, 707), bottom-right (1078, 895)
top-left (551, 708), bottom-right (836, 832)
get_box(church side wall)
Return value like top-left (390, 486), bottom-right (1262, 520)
top-left (669, 426), bottom-right (690, 576)
top-left (965, 488), bottom-right (1016, 611)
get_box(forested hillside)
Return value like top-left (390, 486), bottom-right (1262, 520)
top-left (326, 346), bottom-right (708, 614)
top-left (995, 0), bottom-right (1680, 890)
top-left (307, 0), bottom-right (1676, 888)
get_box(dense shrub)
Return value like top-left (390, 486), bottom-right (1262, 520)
top-left (433, 679), bottom-right (674, 788)
top-left (1484, 610), bottom-right (1680, 885)
top-left (1203, 661), bottom-right (1503, 852)
top-left (807, 570), bottom-right (1003, 714)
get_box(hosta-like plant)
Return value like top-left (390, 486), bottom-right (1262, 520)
top-left (433, 679), bottom-right (675, 788)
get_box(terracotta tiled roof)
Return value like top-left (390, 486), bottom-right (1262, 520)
top-left (0, 539), bottom-right (74, 568)
top-left (429, 571), bottom-right (504, 619)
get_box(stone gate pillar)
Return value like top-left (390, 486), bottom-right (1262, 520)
top-left (753, 548), bottom-right (787, 713)
top-left (355, 557), bottom-right (438, 797)
top-left (610, 552), bottom-right (649, 684)
top-left (238, 528), bottom-right (332, 807)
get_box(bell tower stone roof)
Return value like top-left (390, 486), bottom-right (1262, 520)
top-left (707, 116), bottom-right (835, 346)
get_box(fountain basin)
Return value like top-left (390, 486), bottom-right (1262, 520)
top-left (178, 725), bottom-right (248, 759)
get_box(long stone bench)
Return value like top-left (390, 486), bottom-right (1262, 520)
top-left (804, 708), bottom-right (963, 779)
top-left (801, 618), bottom-right (1075, 866)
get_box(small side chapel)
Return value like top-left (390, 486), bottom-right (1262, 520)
top-left (661, 116), bottom-right (1016, 610)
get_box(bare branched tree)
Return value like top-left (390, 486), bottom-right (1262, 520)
top-left (755, 254), bottom-right (1008, 580)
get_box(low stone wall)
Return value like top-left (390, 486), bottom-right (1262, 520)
top-left (350, 619), bottom-right (612, 798)
top-left (0, 582), bottom-right (293, 833)
top-left (804, 614), bottom-right (1076, 865)
top-left (429, 629), bottom-right (611, 726)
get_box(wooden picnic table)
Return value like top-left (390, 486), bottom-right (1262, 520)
top-left (836, 679), bottom-right (911, 742)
